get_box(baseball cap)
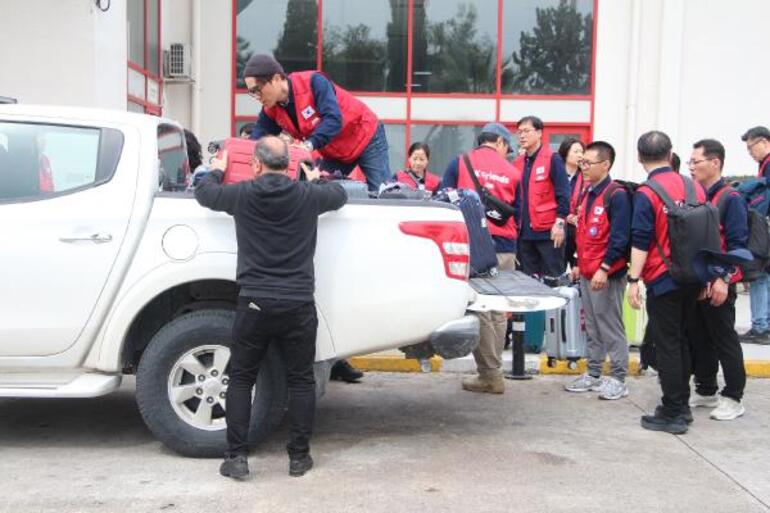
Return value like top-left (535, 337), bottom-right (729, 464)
top-left (480, 123), bottom-right (513, 148)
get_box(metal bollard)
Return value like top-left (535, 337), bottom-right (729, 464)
top-left (505, 313), bottom-right (532, 380)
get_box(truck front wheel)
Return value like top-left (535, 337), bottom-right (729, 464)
top-left (135, 310), bottom-right (287, 458)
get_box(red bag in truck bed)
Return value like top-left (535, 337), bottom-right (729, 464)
top-left (219, 138), bottom-right (315, 183)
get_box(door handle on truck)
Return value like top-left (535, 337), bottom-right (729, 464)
top-left (59, 233), bottom-right (113, 244)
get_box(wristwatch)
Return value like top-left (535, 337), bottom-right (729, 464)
top-left (626, 275), bottom-right (640, 284)
top-left (554, 218), bottom-right (565, 228)
top-left (302, 140), bottom-right (314, 152)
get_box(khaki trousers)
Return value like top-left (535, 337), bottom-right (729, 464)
top-left (473, 253), bottom-right (516, 378)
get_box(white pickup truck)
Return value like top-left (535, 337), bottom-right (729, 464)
top-left (0, 105), bottom-right (508, 457)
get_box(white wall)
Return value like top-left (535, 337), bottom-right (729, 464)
top-left (594, 0), bottom-right (770, 181)
top-left (161, 0), bottom-right (193, 129)
top-left (0, 0), bottom-right (125, 109)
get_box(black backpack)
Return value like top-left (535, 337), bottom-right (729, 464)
top-left (715, 185), bottom-right (770, 282)
top-left (644, 175), bottom-right (721, 285)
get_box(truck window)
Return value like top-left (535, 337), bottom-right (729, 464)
top-left (158, 124), bottom-right (189, 192)
top-left (0, 122), bottom-right (123, 203)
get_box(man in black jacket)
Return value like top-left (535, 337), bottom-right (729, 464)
top-left (195, 136), bottom-right (347, 479)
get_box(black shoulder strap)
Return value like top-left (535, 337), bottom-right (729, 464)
top-left (405, 169), bottom-right (424, 190)
top-left (602, 181), bottom-right (623, 208)
top-left (714, 185), bottom-right (733, 217)
top-left (643, 176), bottom-right (677, 210)
top-left (462, 153), bottom-right (485, 196)
top-left (681, 175), bottom-right (699, 205)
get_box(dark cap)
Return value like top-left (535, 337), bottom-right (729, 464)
top-left (480, 122), bottom-right (513, 147)
top-left (243, 54), bottom-right (285, 79)
top-left (741, 126), bottom-right (770, 142)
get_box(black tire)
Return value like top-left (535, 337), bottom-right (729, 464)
top-left (135, 309), bottom-right (287, 458)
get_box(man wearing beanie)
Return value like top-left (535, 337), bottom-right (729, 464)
top-left (243, 54), bottom-right (390, 192)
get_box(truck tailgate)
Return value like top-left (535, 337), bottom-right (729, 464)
top-left (467, 270), bottom-right (567, 313)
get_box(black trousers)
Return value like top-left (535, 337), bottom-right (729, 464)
top-left (646, 286), bottom-right (699, 417)
top-left (226, 296), bottom-right (318, 457)
top-left (687, 284), bottom-right (746, 401)
top-left (518, 238), bottom-right (566, 278)
top-left (565, 224), bottom-right (578, 268)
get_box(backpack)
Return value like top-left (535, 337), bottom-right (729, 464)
top-left (716, 185), bottom-right (770, 282)
top-left (644, 175), bottom-right (721, 285)
top-left (736, 178), bottom-right (770, 217)
top-left (433, 188), bottom-right (498, 277)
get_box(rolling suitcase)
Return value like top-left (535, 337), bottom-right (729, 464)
top-left (544, 285), bottom-right (587, 369)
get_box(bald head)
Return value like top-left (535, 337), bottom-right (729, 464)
top-left (254, 136), bottom-right (290, 172)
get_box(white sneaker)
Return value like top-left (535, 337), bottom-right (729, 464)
top-left (598, 377), bottom-right (629, 400)
top-left (564, 373), bottom-right (603, 393)
top-left (710, 396), bottom-right (746, 421)
top-left (690, 393), bottom-right (719, 408)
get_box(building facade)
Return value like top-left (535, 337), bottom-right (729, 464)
top-left (1, 0), bottom-right (767, 178)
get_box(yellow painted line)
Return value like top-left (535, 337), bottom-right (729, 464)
top-left (349, 355), bottom-right (443, 373)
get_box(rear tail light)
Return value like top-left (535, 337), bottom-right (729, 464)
top-left (399, 221), bottom-right (470, 281)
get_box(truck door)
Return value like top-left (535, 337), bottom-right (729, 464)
top-left (0, 121), bottom-right (131, 356)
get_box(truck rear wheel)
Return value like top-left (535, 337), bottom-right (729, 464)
top-left (135, 309), bottom-right (286, 458)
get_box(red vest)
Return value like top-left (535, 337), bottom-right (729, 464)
top-left (569, 171), bottom-right (585, 214)
top-left (637, 171), bottom-right (707, 283)
top-left (575, 181), bottom-right (627, 279)
top-left (711, 185), bottom-right (744, 284)
top-left (457, 146), bottom-right (520, 241)
top-left (396, 170), bottom-right (440, 192)
top-left (514, 145), bottom-right (557, 231)
top-left (759, 155), bottom-right (770, 179)
top-left (263, 71), bottom-right (378, 164)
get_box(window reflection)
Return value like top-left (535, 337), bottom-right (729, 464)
top-left (412, 0), bottom-right (497, 93)
top-left (501, 0), bottom-right (593, 95)
top-left (410, 124), bottom-right (483, 176)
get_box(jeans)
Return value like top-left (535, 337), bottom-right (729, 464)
top-left (646, 286), bottom-right (699, 417)
top-left (687, 284), bottom-right (746, 401)
top-left (318, 123), bottom-right (391, 192)
top-left (226, 297), bottom-right (318, 458)
top-left (749, 272), bottom-right (770, 333)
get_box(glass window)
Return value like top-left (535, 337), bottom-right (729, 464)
top-left (158, 124), bottom-right (189, 191)
top-left (411, 0), bottom-right (497, 94)
top-left (127, 101), bottom-right (145, 114)
top-left (147, 0), bottom-right (160, 75)
top-left (0, 123), bottom-right (123, 202)
top-left (547, 132), bottom-right (582, 152)
top-left (127, 0), bottom-right (145, 66)
top-left (235, 0), bottom-right (318, 89)
top-left (501, 0), bottom-right (594, 95)
top-left (322, 0), bottom-right (407, 92)
top-left (409, 124), bottom-right (483, 177)
top-left (384, 124), bottom-right (407, 172)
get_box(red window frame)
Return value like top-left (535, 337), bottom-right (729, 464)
top-left (128, 0), bottom-right (163, 116)
top-left (230, 0), bottom-right (599, 165)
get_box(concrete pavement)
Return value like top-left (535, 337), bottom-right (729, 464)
top-left (1, 373), bottom-right (769, 513)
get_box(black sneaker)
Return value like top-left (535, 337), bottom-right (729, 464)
top-left (330, 360), bottom-right (364, 383)
top-left (220, 454), bottom-right (249, 479)
top-left (641, 412), bottom-right (688, 434)
top-left (289, 454), bottom-right (314, 477)
top-left (655, 405), bottom-right (693, 424)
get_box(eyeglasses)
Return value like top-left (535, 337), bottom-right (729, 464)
top-left (247, 81), bottom-right (267, 97)
top-left (578, 159), bottom-right (607, 168)
top-left (517, 127), bottom-right (537, 136)
top-left (686, 158), bottom-right (714, 167)
top-left (747, 138), bottom-right (767, 149)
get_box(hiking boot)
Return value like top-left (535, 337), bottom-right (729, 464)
top-left (689, 392), bottom-right (719, 408)
top-left (330, 360), bottom-right (364, 383)
top-left (655, 405), bottom-right (693, 424)
top-left (219, 454), bottom-right (249, 479)
top-left (461, 374), bottom-right (505, 394)
top-left (641, 411), bottom-right (688, 434)
top-left (289, 454), bottom-right (314, 477)
top-left (710, 396), bottom-right (746, 421)
top-left (598, 377), bottom-right (628, 400)
top-left (564, 373), bottom-right (603, 393)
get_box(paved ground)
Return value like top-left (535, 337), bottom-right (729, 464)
top-left (1, 373), bottom-right (769, 513)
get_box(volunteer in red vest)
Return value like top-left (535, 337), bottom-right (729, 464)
top-left (394, 142), bottom-right (440, 193)
top-left (739, 126), bottom-right (770, 343)
top-left (686, 138), bottom-right (748, 421)
top-left (514, 115), bottom-right (571, 279)
top-left (440, 123), bottom-right (521, 394)
top-left (564, 141), bottom-right (631, 401)
top-left (559, 138), bottom-right (585, 269)
top-left (627, 131), bottom-right (706, 435)
top-left (243, 54), bottom-right (389, 192)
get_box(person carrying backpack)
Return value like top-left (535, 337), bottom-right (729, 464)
top-left (686, 139), bottom-right (748, 421)
top-left (627, 131), bottom-right (719, 435)
top-left (440, 123), bottom-right (520, 394)
top-left (739, 126), bottom-right (770, 343)
top-left (564, 141), bottom-right (631, 401)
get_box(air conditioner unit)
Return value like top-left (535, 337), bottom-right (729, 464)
top-left (164, 43), bottom-right (191, 79)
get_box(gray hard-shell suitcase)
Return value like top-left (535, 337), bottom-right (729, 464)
top-left (544, 285), bottom-right (587, 369)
